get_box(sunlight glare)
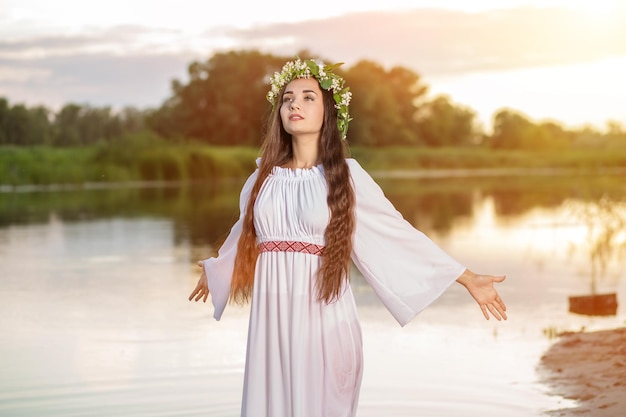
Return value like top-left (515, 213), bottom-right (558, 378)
top-left (429, 56), bottom-right (626, 132)
top-left (565, 0), bottom-right (624, 19)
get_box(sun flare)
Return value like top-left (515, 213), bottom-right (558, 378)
top-left (566, 0), bottom-right (624, 19)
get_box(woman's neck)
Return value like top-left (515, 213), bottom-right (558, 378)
top-left (288, 135), bottom-right (320, 169)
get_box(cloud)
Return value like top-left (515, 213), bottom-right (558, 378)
top-left (1, 5), bottom-right (625, 112)
top-left (224, 6), bottom-right (626, 76)
top-left (0, 25), bottom-right (186, 59)
top-left (0, 52), bottom-right (197, 109)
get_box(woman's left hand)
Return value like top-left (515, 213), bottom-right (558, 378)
top-left (457, 269), bottom-right (507, 321)
top-left (188, 261), bottom-right (210, 303)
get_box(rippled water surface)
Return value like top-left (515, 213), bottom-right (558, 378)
top-left (1, 172), bottom-right (625, 416)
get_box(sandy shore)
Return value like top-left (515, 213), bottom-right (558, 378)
top-left (538, 327), bottom-right (626, 416)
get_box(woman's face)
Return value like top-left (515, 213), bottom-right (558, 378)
top-left (279, 78), bottom-right (325, 139)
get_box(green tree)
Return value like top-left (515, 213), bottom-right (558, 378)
top-left (489, 109), bottom-right (577, 150)
top-left (416, 95), bottom-right (477, 147)
top-left (118, 106), bottom-right (148, 134)
top-left (53, 104), bottom-right (127, 146)
top-left (488, 109), bottom-right (538, 149)
top-left (0, 103), bottom-right (52, 146)
top-left (53, 104), bottom-right (82, 146)
top-left (26, 105), bottom-right (53, 145)
top-left (5, 104), bottom-right (31, 145)
top-left (150, 50), bottom-right (286, 145)
top-left (77, 106), bottom-right (122, 145)
top-left (534, 121), bottom-right (573, 150)
top-left (0, 97), bottom-right (9, 144)
top-left (344, 61), bottom-right (427, 146)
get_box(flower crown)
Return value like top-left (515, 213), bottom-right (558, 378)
top-left (266, 58), bottom-right (352, 140)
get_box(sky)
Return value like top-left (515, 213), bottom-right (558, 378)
top-left (1, 0), bottom-right (625, 132)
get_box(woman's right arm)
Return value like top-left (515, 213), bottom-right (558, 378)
top-left (187, 167), bottom-right (259, 320)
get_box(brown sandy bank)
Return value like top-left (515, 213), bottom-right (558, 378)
top-left (538, 327), bottom-right (626, 416)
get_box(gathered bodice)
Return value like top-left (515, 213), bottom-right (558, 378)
top-left (205, 157), bottom-right (465, 326)
top-left (253, 165), bottom-right (329, 246)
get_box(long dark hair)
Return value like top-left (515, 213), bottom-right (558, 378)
top-left (230, 81), bottom-right (355, 304)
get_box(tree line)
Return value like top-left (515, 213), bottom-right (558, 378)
top-left (1, 49), bottom-right (624, 149)
top-left (0, 98), bottom-right (148, 147)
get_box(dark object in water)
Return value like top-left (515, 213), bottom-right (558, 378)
top-left (568, 293), bottom-right (618, 316)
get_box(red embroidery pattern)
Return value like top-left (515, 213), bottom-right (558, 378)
top-left (258, 240), bottom-right (325, 256)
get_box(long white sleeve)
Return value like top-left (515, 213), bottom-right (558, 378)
top-left (348, 159), bottom-right (466, 326)
top-left (203, 168), bottom-right (258, 320)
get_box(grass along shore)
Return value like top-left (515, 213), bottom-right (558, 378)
top-left (2, 140), bottom-right (626, 187)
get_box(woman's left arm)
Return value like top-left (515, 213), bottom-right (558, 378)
top-left (456, 269), bottom-right (507, 321)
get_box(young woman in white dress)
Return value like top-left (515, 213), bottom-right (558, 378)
top-left (189, 58), bottom-right (507, 417)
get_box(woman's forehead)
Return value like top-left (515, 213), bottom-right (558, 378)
top-left (284, 77), bottom-right (322, 93)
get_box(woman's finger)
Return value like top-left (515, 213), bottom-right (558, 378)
top-left (495, 302), bottom-right (507, 320)
top-left (486, 304), bottom-right (502, 321)
top-left (480, 304), bottom-right (489, 320)
top-left (496, 297), bottom-right (507, 313)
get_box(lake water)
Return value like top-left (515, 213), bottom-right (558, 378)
top-left (1, 169), bottom-right (625, 417)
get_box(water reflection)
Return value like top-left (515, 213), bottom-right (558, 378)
top-left (1, 172), bottom-right (625, 416)
top-left (4, 173), bottom-right (624, 240)
top-left (564, 198), bottom-right (626, 316)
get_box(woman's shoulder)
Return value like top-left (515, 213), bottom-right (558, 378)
top-left (346, 157), bottom-right (378, 186)
top-left (345, 157), bottom-right (360, 167)
top-left (345, 157), bottom-right (366, 174)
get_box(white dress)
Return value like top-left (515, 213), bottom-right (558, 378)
top-left (203, 158), bottom-right (466, 417)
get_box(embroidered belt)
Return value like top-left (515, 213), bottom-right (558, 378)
top-left (258, 240), bottom-right (324, 256)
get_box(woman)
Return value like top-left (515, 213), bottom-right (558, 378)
top-left (189, 58), bottom-right (507, 417)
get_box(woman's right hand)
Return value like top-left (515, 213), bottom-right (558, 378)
top-left (188, 260), bottom-right (210, 303)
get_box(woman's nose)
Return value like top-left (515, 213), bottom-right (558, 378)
top-left (289, 100), bottom-right (301, 111)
